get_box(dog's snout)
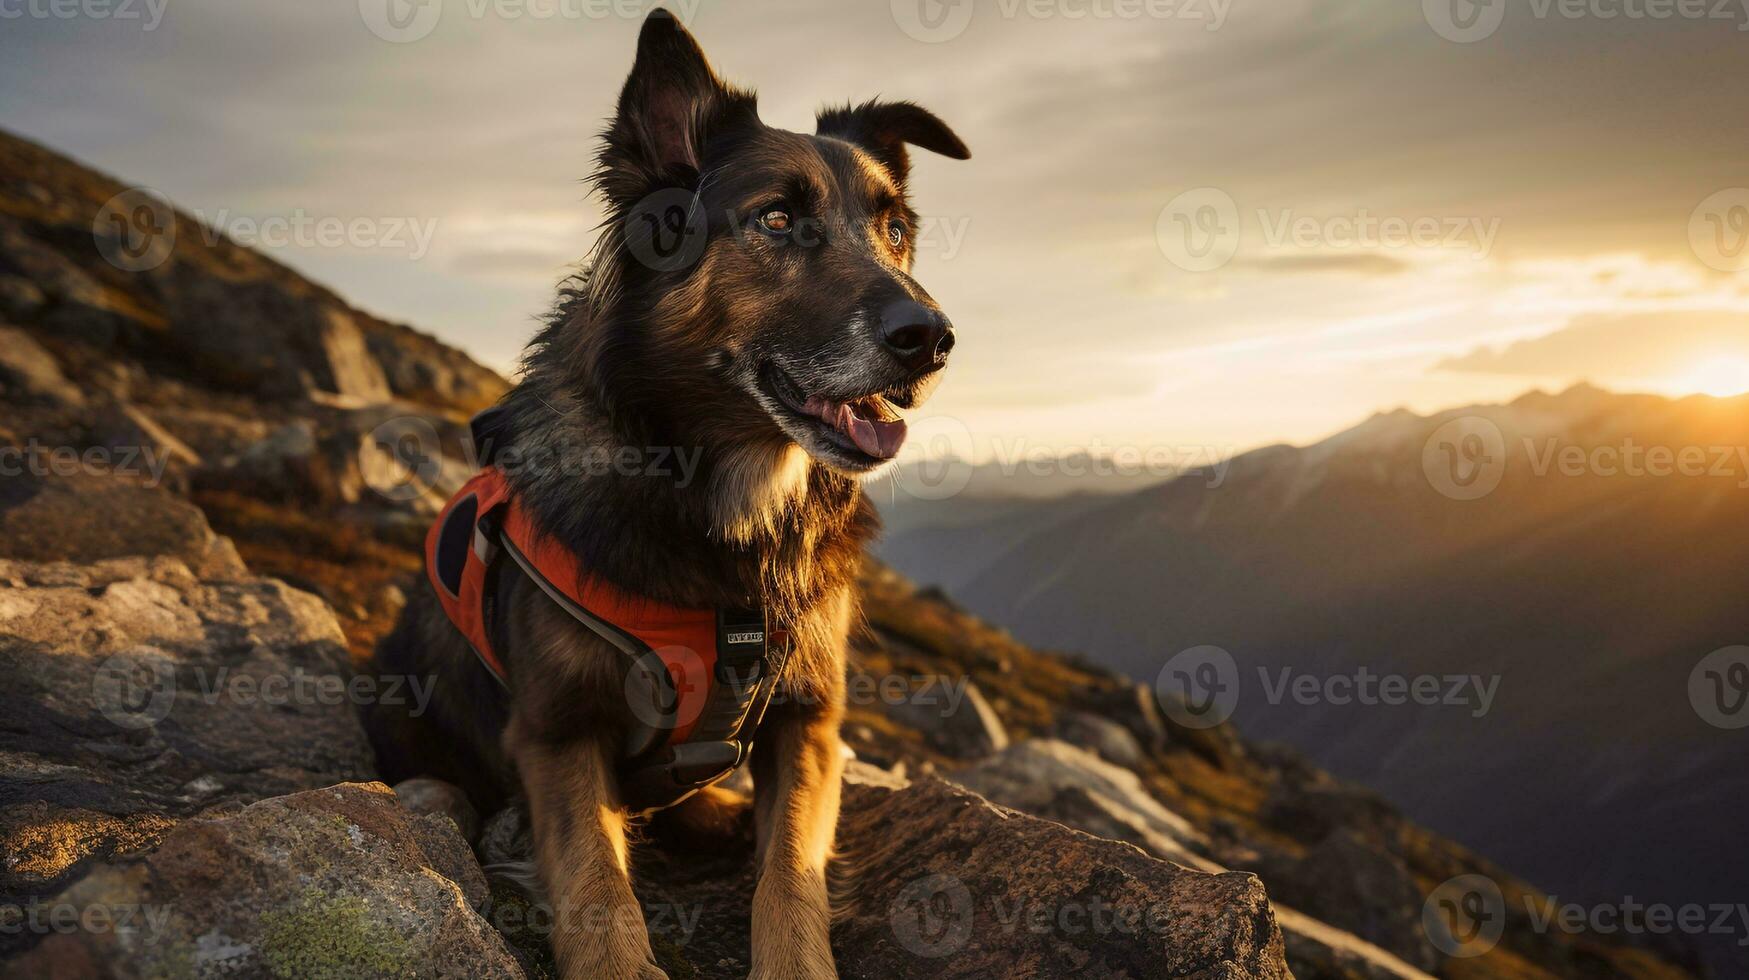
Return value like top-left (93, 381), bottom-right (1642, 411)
top-left (879, 300), bottom-right (954, 372)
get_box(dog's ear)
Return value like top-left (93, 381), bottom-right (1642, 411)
top-left (605, 10), bottom-right (756, 187)
top-left (816, 100), bottom-right (970, 185)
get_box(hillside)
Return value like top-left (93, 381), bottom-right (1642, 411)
top-left (0, 126), bottom-right (1707, 978)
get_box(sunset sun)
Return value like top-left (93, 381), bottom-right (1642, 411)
top-left (1666, 355), bottom-right (1749, 398)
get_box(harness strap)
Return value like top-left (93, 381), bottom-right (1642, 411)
top-left (425, 432), bottom-right (788, 812)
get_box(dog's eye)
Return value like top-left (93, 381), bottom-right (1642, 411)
top-left (757, 208), bottom-right (792, 234)
top-left (887, 221), bottom-right (906, 249)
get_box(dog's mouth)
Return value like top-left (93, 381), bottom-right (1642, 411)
top-left (759, 361), bottom-right (910, 469)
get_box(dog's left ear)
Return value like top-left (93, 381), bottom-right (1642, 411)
top-left (816, 100), bottom-right (970, 185)
top-left (605, 10), bottom-right (757, 189)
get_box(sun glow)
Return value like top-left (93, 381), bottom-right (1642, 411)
top-left (1664, 355), bottom-right (1749, 398)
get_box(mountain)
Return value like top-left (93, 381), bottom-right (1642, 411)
top-left (923, 384), bottom-right (1749, 977)
top-left (0, 126), bottom-right (1705, 978)
top-left (872, 451), bottom-right (1191, 594)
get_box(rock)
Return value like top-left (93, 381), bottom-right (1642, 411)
top-left (1273, 905), bottom-right (1437, 980)
top-left (0, 274), bottom-right (46, 321)
top-left (1076, 680), bottom-right (1170, 754)
top-left (0, 472), bottom-right (245, 579)
top-left (1249, 831), bottom-right (1438, 973)
top-left (828, 762), bottom-right (1290, 978)
top-left (394, 778), bottom-right (481, 844)
top-left (4, 782), bottom-right (521, 978)
top-left (143, 405), bottom-right (272, 460)
top-left (951, 739), bottom-right (1212, 868)
top-left (365, 321), bottom-right (509, 414)
top-left (312, 306), bottom-right (393, 403)
top-left (1055, 709), bottom-right (1147, 769)
top-left (91, 401), bottom-right (203, 473)
top-left (0, 324), bottom-right (83, 407)
top-left (0, 552), bottom-right (374, 910)
top-left (878, 677), bottom-right (1009, 759)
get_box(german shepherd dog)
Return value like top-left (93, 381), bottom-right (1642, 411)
top-left (364, 9), bottom-right (966, 979)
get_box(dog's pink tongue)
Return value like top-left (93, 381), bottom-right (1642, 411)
top-left (807, 396), bottom-right (908, 459)
top-left (844, 408), bottom-right (907, 459)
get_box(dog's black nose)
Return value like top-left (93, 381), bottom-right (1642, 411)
top-left (879, 301), bottom-right (954, 372)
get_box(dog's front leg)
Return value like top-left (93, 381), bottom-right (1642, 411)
top-left (749, 691), bottom-right (845, 980)
top-left (506, 721), bottom-right (667, 980)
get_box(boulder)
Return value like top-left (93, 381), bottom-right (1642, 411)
top-left (950, 739), bottom-right (1212, 868)
top-left (5, 782), bottom-right (521, 979)
top-left (1055, 709), bottom-right (1147, 769)
top-left (829, 762), bottom-right (1289, 978)
top-left (0, 552), bottom-right (375, 914)
top-left (1249, 831), bottom-right (1439, 974)
top-left (0, 472), bottom-right (244, 579)
top-left (878, 678), bottom-right (1009, 760)
top-left (394, 777), bottom-right (481, 845)
top-left (0, 324), bottom-right (83, 407)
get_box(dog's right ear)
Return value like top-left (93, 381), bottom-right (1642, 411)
top-left (603, 10), bottom-right (756, 191)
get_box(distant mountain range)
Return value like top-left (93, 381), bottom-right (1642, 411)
top-left (879, 383), bottom-right (1749, 977)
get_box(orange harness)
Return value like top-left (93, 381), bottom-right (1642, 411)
top-left (426, 463), bottom-right (788, 811)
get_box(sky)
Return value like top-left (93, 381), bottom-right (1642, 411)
top-left (3, 0), bottom-right (1748, 462)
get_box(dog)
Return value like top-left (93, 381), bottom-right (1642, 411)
top-left (363, 9), bottom-right (967, 979)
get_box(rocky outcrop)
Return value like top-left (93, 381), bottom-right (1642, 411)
top-left (877, 677), bottom-right (1009, 759)
top-left (952, 739), bottom-right (1213, 869)
top-left (0, 129), bottom-right (506, 412)
top-left (8, 782), bottom-right (520, 979)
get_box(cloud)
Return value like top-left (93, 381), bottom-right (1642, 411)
top-left (1435, 312), bottom-right (1749, 378)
